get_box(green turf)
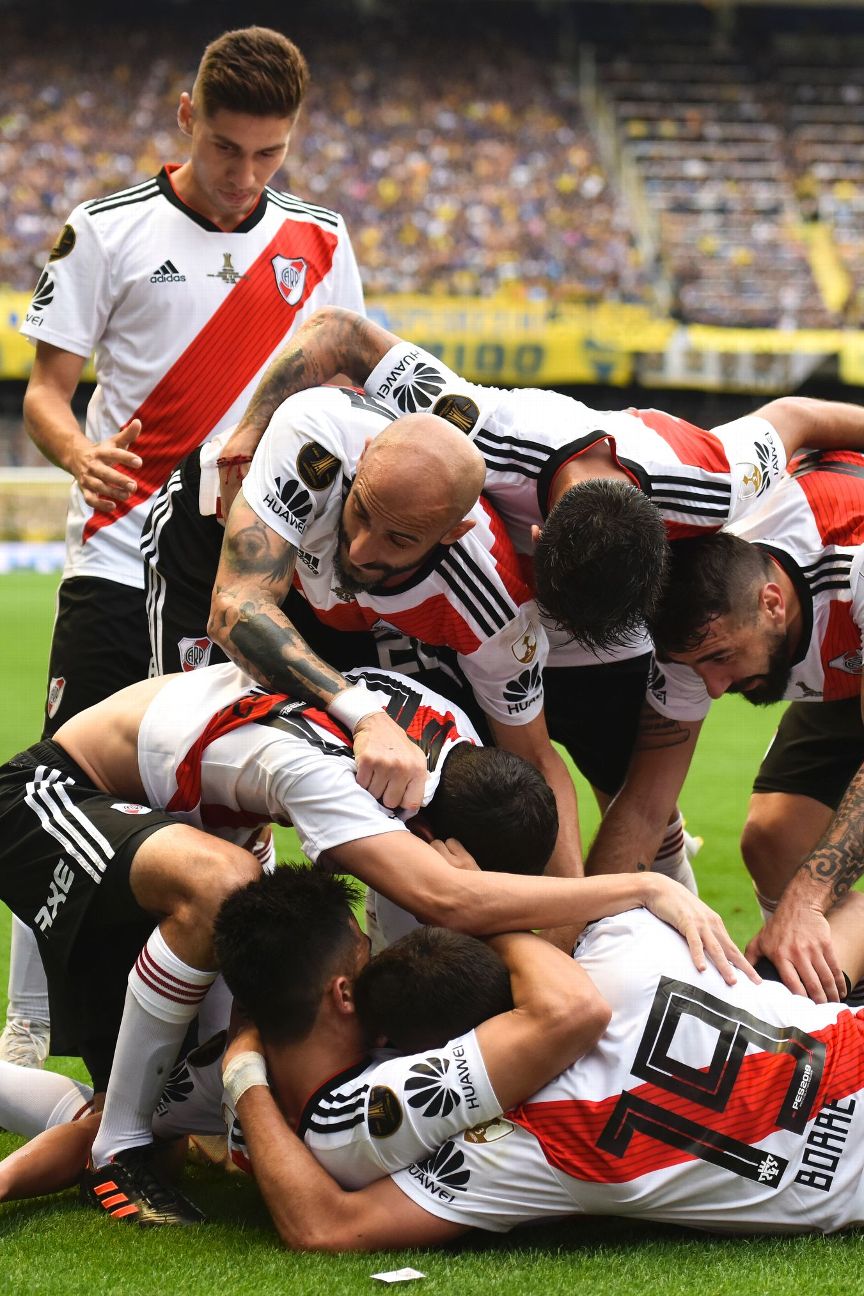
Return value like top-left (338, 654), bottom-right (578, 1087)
top-left (0, 571), bottom-right (831, 1293)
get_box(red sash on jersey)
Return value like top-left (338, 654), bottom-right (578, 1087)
top-left (168, 690), bottom-right (352, 814)
top-left (83, 220), bottom-right (339, 543)
top-left (508, 1009), bottom-right (864, 1185)
top-left (630, 409), bottom-right (729, 473)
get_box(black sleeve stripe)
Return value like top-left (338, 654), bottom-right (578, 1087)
top-left (439, 547), bottom-right (520, 636)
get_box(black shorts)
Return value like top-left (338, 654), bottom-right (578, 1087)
top-left (542, 652), bottom-right (653, 796)
top-left (0, 740), bottom-right (177, 1087)
top-left (43, 576), bottom-right (151, 737)
top-left (752, 697), bottom-right (864, 811)
top-left (142, 450), bottom-right (379, 676)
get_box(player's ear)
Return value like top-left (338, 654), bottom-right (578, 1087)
top-left (441, 518), bottom-right (475, 546)
top-left (761, 581), bottom-right (785, 624)
top-left (177, 92), bottom-right (194, 136)
top-left (331, 974), bottom-right (356, 1017)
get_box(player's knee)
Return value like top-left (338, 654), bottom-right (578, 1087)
top-left (175, 841), bottom-right (261, 929)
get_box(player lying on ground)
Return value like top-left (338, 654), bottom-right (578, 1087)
top-left (6, 871), bottom-right (860, 1243)
top-left (0, 662), bottom-right (747, 1224)
top-left (0, 866), bottom-right (612, 1213)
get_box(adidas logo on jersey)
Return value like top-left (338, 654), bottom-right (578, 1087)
top-left (150, 260), bottom-right (186, 283)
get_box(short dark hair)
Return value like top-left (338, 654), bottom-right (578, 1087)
top-left (653, 533), bottom-right (775, 657)
top-left (354, 927), bottom-right (513, 1052)
top-left (213, 864), bottom-right (361, 1045)
top-left (534, 479), bottom-right (670, 652)
top-left (426, 743), bottom-right (558, 875)
top-left (194, 27), bottom-right (309, 120)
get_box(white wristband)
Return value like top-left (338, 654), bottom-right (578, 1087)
top-left (327, 684), bottom-right (382, 734)
top-left (223, 1051), bottom-right (268, 1106)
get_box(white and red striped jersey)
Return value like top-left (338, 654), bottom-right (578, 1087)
top-left (363, 343), bottom-right (788, 668)
top-left (20, 167), bottom-right (364, 589)
top-left (137, 661), bottom-right (480, 859)
top-left (650, 450), bottom-right (864, 721)
top-left (393, 908), bottom-right (864, 1236)
top-left (242, 386), bottom-right (546, 725)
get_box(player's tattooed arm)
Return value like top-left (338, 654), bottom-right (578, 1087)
top-left (631, 707), bottom-right (695, 752)
top-left (209, 497), bottom-right (348, 705)
top-left (218, 309), bottom-right (398, 515)
top-left (798, 763), bottom-right (864, 906)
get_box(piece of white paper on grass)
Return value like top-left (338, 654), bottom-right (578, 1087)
top-left (370, 1267), bottom-right (426, 1283)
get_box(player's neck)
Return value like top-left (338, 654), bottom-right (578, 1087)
top-left (267, 1022), bottom-right (366, 1127)
top-left (549, 442), bottom-right (629, 505)
top-left (169, 161), bottom-right (250, 233)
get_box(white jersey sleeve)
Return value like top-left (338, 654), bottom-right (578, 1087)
top-left (302, 1030), bottom-right (500, 1190)
top-left (20, 204), bottom-right (111, 358)
top-left (645, 655), bottom-right (712, 721)
top-left (709, 415), bottom-right (788, 525)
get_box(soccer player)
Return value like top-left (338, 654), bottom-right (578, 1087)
top-left (213, 306), bottom-right (864, 899)
top-left (588, 449), bottom-right (864, 1003)
top-left (145, 388), bottom-right (583, 885)
top-left (0, 660), bottom-right (744, 1223)
top-left (225, 890), bottom-right (864, 1247)
top-left (5, 24), bottom-right (367, 1067)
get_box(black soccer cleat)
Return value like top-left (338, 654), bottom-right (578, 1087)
top-left (80, 1144), bottom-right (206, 1227)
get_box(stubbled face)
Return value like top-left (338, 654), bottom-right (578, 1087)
top-left (334, 476), bottom-right (448, 594)
top-left (665, 612), bottom-right (792, 705)
top-left (185, 106), bottom-right (292, 228)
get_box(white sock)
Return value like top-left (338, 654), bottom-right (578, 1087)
top-left (194, 975), bottom-right (233, 1046)
top-left (6, 917), bottom-right (50, 1024)
top-left (90, 926), bottom-right (216, 1166)
top-left (252, 831), bottom-right (276, 874)
top-left (0, 1060), bottom-right (93, 1138)
top-left (652, 813), bottom-right (699, 895)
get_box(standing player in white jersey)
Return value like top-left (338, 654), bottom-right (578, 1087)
top-left (4, 26), bottom-right (371, 1067)
top-left (596, 450), bottom-right (864, 1002)
top-left (213, 306), bottom-right (864, 897)
top-left (0, 661), bottom-right (743, 1223)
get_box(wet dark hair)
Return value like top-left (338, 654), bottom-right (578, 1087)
top-left (354, 927), bottom-right (513, 1051)
top-left (653, 532), bottom-right (774, 658)
top-left (214, 864), bottom-right (361, 1045)
top-left (534, 479), bottom-right (670, 652)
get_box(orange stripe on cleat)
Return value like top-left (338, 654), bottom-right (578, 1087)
top-left (110, 1203), bottom-right (139, 1220)
top-left (94, 1181), bottom-right (118, 1195)
top-left (101, 1193), bottom-right (128, 1208)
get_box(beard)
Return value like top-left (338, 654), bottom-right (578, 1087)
top-left (727, 637), bottom-right (793, 705)
top-left (333, 518), bottom-right (421, 595)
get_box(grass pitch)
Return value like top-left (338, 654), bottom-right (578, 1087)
top-left (0, 570), bottom-right (848, 1295)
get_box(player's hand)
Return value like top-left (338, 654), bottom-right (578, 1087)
top-left (72, 418), bottom-right (142, 512)
top-left (353, 710), bottom-right (428, 812)
top-left (642, 874), bottom-right (760, 986)
top-left (428, 838), bottom-right (480, 871)
top-left (223, 1019), bottom-right (265, 1070)
top-left (746, 904), bottom-right (846, 1003)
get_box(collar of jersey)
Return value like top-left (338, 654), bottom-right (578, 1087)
top-left (157, 164), bottom-right (269, 233)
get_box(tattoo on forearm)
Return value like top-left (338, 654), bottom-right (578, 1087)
top-left (801, 768), bottom-right (864, 902)
top-left (229, 611), bottom-right (344, 704)
top-left (633, 711), bottom-right (692, 751)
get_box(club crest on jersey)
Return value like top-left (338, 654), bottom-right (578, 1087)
top-left (296, 440), bottom-right (339, 490)
top-left (829, 649), bottom-right (863, 675)
top-left (272, 255), bottom-right (308, 306)
top-left (111, 803), bottom-right (152, 815)
top-left (178, 637), bottom-right (213, 672)
top-left (46, 676), bottom-right (66, 719)
top-left (510, 624), bottom-right (538, 665)
top-left (207, 253), bottom-right (246, 286)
